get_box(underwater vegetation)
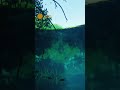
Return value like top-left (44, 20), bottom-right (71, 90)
top-left (35, 25), bottom-right (85, 89)
top-left (35, 53), bottom-right (65, 89)
top-left (36, 40), bottom-right (85, 73)
top-left (35, 60), bottom-right (65, 84)
top-left (35, 24), bottom-right (85, 89)
top-left (35, 40), bottom-right (85, 89)
top-left (42, 41), bottom-right (81, 63)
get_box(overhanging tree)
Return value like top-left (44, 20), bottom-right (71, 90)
top-left (35, 0), bottom-right (68, 30)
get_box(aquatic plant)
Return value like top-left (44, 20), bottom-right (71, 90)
top-left (36, 40), bottom-right (85, 75)
top-left (64, 58), bottom-right (85, 75)
top-left (35, 61), bottom-right (65, 85)
top-left (35, 55), bottom-right (42, 63)
top-left (42, 41), bottom-right (81, 63)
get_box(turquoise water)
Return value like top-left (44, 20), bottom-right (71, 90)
top-left (35, 25), bottom-right (85, 90)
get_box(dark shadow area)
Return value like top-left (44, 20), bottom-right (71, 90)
top-left (86, 0), bottom-right (120, 90)
top-left (0, 7), bottom-right (35, 90)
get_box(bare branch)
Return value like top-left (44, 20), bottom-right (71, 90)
top-left (48, 19), bottom-right (56, 30)
top-left (53, 1), bottom-right (57, 8)
top-left (52, 0), bottom-right (68, 21)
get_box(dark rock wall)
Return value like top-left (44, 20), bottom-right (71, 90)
top-left (86, 1), bottom-right (120, 62)
top-left (35, 25), bottom-right (85, 55)
top-left (0, 8), bottom-right (34, 71)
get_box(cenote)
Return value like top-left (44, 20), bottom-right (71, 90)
top-left (35, 25), bottom-right (85, 90)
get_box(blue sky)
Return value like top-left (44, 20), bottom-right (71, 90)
top-left (42, 0), bottom-right (85, 28)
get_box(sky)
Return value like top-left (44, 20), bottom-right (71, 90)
top-left (42, 0), bottom-right (85, 28)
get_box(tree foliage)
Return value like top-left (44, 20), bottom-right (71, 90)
top-left (35, 0), bottom-right (68, 30)
top-left (0, 0), bottom-right (34, 8)
top-left (35, 0), bottom-right (53, 30)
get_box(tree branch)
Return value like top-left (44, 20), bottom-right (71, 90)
top-left (52, 0), bottom-right (68, 21)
